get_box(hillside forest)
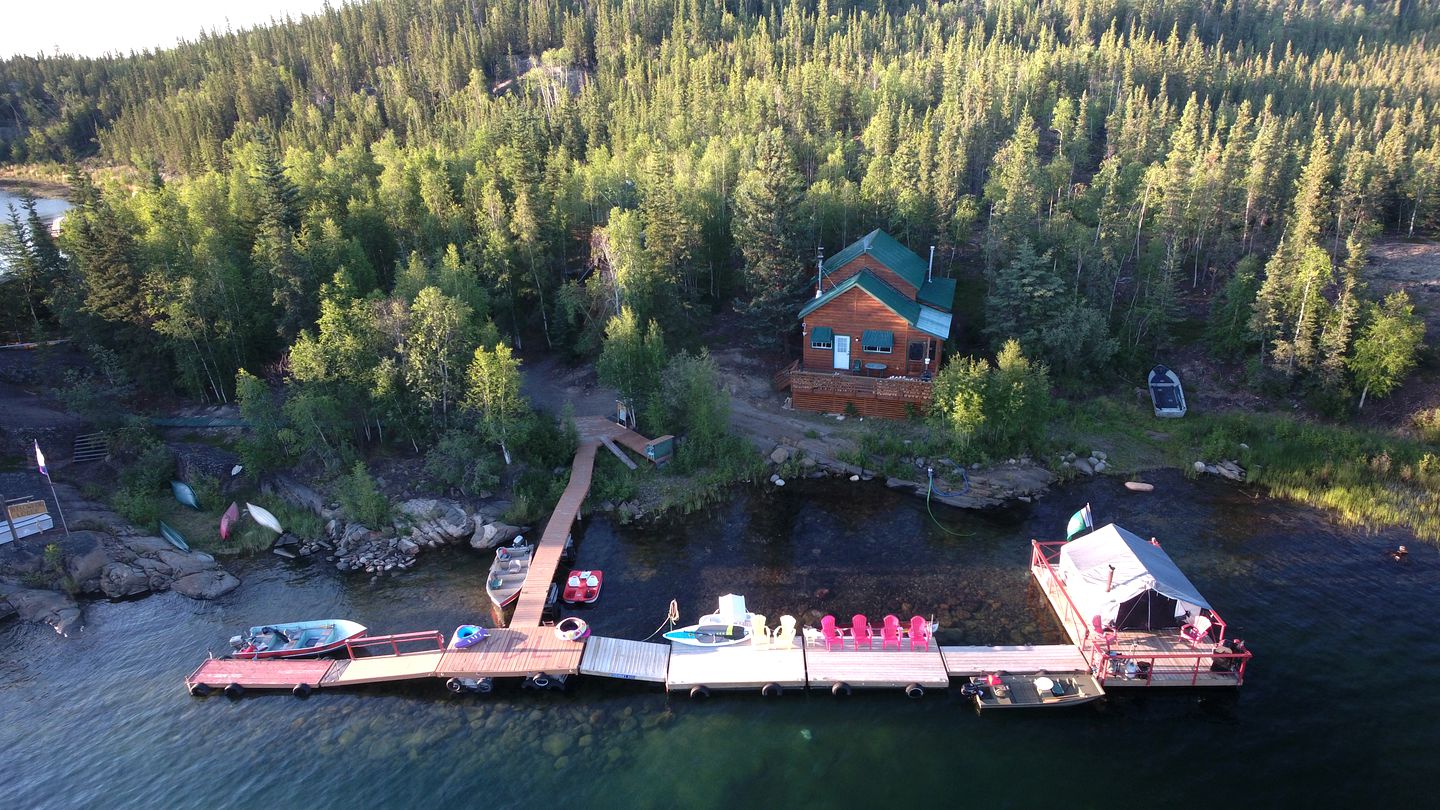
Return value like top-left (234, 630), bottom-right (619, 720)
top-left (1, 0), bottom-right (1438, 472)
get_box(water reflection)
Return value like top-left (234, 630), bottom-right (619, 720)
top-left (2, 471), bottom-right (1435, 808)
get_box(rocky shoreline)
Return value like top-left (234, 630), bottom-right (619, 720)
top-left (0, 487), bottom-right (239, 636)
top-left (759, 443), bottom-right (1057, 508)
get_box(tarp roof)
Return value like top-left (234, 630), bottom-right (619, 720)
top-left (799, 269), bottom-right (952, 339)
top-left (1057, 523), bottom-right (1211, 616)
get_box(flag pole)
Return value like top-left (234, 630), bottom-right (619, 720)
top-left (46, 477), bottom-right (71, 539)
top-left (33, 440), bottom-right (70, 539)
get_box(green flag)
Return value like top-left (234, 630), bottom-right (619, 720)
top-left (1066, 504), bottom-right (1094, 540)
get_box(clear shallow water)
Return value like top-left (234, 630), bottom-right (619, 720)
top-left (3, 472), bottom-right (1436, 809)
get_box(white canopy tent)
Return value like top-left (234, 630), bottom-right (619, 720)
top-left (1056, 523), bottom-right (1212, 631)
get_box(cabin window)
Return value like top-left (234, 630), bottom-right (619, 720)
top-left (861, 330), bottom-right (893, 354)
top-left (907, 341), bottom-right (926, 362)
top-left (809, 326), bottom-right (834, 350)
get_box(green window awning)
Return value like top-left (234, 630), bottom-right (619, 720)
top-left (861, 330), bottom-right (893, 350)
top-left (810, 326), bottom-right (834, 345)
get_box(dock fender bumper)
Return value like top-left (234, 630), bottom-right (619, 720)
top-left (831, 682), bottom-right (852, 697)
top-left (446, 678), bottom-right (466, 694)
top-left (187, 683), bottom-right (211, 697)
top-left (292, 683), bottom-right (312, 699)
top-left (761, 682), bottom-right (783, 698)
top-left (689, 685), bottom-right (711, 700)
top-left (224, 683), bottom-right (245, 699)
top-left (904, 683), bottom-right (924, 699)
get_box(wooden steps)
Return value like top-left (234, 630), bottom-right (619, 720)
top-left (71, 432), bottom-right (109, 463)
top-left (599, 435), bottom-right (638, 470)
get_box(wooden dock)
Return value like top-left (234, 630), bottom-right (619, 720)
top-left (939, 645), bottom-right (1091, 677)
top-left (1030, 542), bottom-right (1248, 688)
top-left (805, 639), bottom-right (950, 691)
top-left (666, 636), bottom-right (808, 694)
top-left (580, 636), bottom-right (669, 683)
top-left (435, 627), bottom-right (585, 679)
top-left (509, 417), bottom-right (655, 631)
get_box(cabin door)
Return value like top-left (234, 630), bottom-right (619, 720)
top-left (833, 335), bottom-right (851, 370)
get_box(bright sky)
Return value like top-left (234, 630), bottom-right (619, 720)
top-left (2, 0), bottom-right (341, 59)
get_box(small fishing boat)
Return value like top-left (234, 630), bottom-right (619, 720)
top-left (220, 502), bottom-right (240, 540)
top-left (229, 619), bottom-right (367, 659)
top-left (171, 480), bottom-right (200, 510)
top-left (663, 624), bottom-right (753, 647)
top-left (1124, 481), bottom-right (1155, 493)
top-left (486, 539), bottom-right (532, 608)
top-left (158, 521), bottom-right (190, 552)
top-left (964, 672), bottom-right (1105, 711)
top-left (246, 502), bottom-right (283, 534)
top-left (448, 625), bottom-right (489, 649)
top-left (562, 570), bottom-right (603, 604)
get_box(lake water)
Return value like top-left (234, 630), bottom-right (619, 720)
top-left (0, 189), bottom-right (69, 276)
top-left (2, 472), bottom-right (1435, 808)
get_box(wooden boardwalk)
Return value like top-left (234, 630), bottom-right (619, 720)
top-left (805, 641), bottom-right (950, 690)
top-left (509, 417), bottom-right (652, 630)
top-left (435, 628), bottom-right (585, 679)
top-left (187, 658), bottom-right (334, 691)
top-left (666, 636), bottom-right (808, 693)
top-left (580, 636), bottom-right (670, 682)
top-left (939, 645), bottom-right (1091, 677)
top-left (322, 651), bottom-right (445, 686)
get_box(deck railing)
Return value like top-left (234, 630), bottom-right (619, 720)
top-left (1030, 540), bottom-right (1252, 686)
top-left (784, 368), bottom-right (934, 401)
top-left (344, 630), bottom-right (447, 658)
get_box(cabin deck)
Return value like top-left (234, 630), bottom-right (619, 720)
top-left (665, 636), bottom-right (808, 693)
top-left (939, 645), bottom-right (1091, 677)
top-left (804, 639), bottom-right (949, 690)
top-left (580, 636), bottom-right (670, 683)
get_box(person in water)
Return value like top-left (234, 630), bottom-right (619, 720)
top-left (1391, 545), bottom-right (1409, 561)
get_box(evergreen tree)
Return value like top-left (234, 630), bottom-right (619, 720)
top-left (733, 129), bottom-right (804, 341)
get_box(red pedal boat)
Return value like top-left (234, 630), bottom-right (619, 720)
top-left (562, 570), bottom-right (602, 604)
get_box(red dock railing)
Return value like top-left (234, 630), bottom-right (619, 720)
top-left (1030, 540), bottom-right (1252, 687)
top-left (343, 630), bottom-right (446, 658)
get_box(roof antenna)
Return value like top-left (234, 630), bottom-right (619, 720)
top-left (815, 244), bottom-right (825, 298)
top-left (928, 245), bottom-right (935, 282)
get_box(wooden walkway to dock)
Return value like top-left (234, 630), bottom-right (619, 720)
top-left (580, 636), bottom-right (670, 683)
top-left (939, 645), bottom-right (1090, 677)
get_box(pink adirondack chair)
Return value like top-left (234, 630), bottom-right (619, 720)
top-left (851, 614), bottom-right (873, 650)
top-left (820, 614), bottom-right (845, 651)
top-left (1179, 614), bottom-right (1213, 647)
top-left (909, 616), bottom-right (930, 651)
top-left (881, 615), bottom-right (902, 650)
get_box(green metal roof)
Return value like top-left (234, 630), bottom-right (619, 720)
top-left (822, 229), bottom-right (930, 290)
top-left (809, 326), bottom-right (833, 344)
top-left (861, 330), bottom-right (894, 350)
top-left (799, 270), bottom-right (952, 340)
top-left (918, 278), bottom-right (956, 311)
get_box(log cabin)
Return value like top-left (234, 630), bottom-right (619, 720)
top-left (774, 229), bottom-right (955, 419)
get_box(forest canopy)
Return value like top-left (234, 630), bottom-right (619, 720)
top-left (3, 0), bottom-right (1438, 425)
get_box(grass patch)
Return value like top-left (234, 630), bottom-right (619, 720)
top-left (1055, 395), bottom-right (1440, 542)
